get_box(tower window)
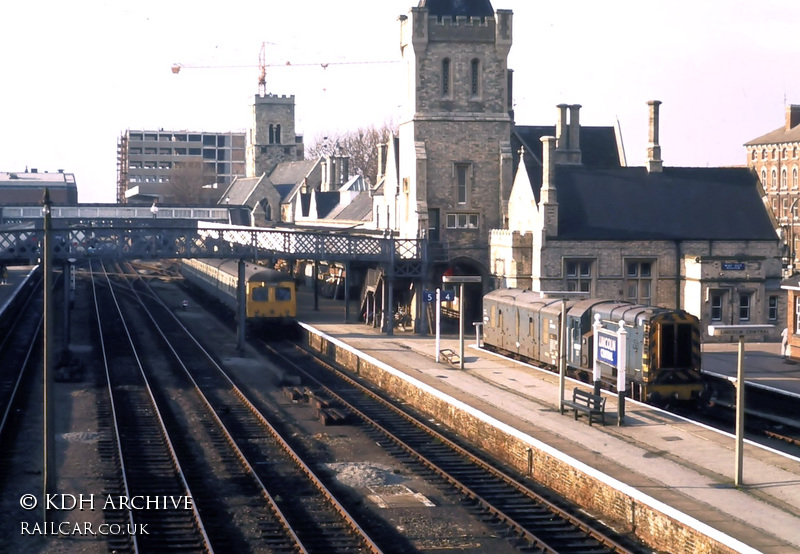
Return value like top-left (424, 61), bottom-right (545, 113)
top-left (442, 58), bottom-right (451, 97)
top-left (470, 59), bottom-right (480, 96)
top-left (269, 124), bottom-right (275, 144)
top-left (275, 124), bottom-right (282, 144)
top-left (455, 163), bottom-right (471, 204)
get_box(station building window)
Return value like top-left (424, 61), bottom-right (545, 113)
top-left (739, 293), bottom-right (751, 322)
top-left (445, 213), bottom-right (479, 229)
top-left (564, 259), bottom-right (593, 293)
top-left (768, 296), bottom-right (779, 321)
top-left (625, 260), bottom-right (653, 304)
top-left (710, 291), bottom-right (723, 321)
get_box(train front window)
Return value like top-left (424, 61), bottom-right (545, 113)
top-left (275, 287), bottom-right (292, 301)
top-left (658, 322), bottom-right (694, 369)
top-left (252, 287), bottom-right (269, 302)
top-left (676, 323), bottom-right (693, 367)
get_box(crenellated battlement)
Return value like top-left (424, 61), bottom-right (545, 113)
top-left (430, 14), bottom-right (493, 28)
top-left (253, 94), bottom-right (295, 104)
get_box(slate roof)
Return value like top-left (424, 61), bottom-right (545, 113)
top-left (550, 166), bottom-right (777, 241)
top-left (269, 160), bottom-right (317, 186)
top-left (512, 125), bottom-right (623, 204)
top-left (420, 0), bottom-right (494, 18)
top-left (315, 192), bottom-right (341, 219)
top-left (219, 176), bottom-right (262, 206)
top-left (333, 191), bottom-right (374, 222)
top-left (744, 125), bottom-right (800, 146)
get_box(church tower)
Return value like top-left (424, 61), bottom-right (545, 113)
top-left (396, 0), bottom-right (513, 273)
top-left (246, 94), bottom-right (305, 178)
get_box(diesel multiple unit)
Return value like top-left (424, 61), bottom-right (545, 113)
top-left (482, 289), bottom-right (704, 404)
top-left (181, 258), bottom-right (296, 328)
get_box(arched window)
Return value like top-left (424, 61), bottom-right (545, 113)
top-left (470, 58), bottom-right (480, 96)
top-left (773, 149), bottom-right (778, 160)
top-left (442, 58), bottom-right (451, 96)
top-left (761, 149), bottom-right (767, 160)
top-left (782, 168), bottom-right (788, 189)
top-left (794, 167), bottom-right (799, 189)
top-left (275, 124), bottom-right (282, 144)
top-left (761, 168), bottom-right (767, 186)
top-left (772, 168), bottom-right (778, 189)
top-left (268, 124), bottom-right (274, 144)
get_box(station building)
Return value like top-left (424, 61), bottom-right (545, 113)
top-left (491, 100), bottom-right (783, 342)
top-left (0, 168), bottom-right (78, 205)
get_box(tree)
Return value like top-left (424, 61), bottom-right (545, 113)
top-left (306, 120), bottom-right (397, 186)
top-left (167, 159), bottom-right (219, 204)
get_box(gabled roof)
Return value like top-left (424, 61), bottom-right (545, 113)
top-left (420, 0), bottom-right (494, 18)
top-left (269, 160), bottom-right (318, 186)
top-left (744, 125), bottom-right (800, 146)
top-left (550, 166), bottom-right (776, 241)
top-left (512, 125), bottom-right (623, 203)
top-left (219, 175), bottom-right (263, 206)
top-left (333, 191), bottom-right (374, 222)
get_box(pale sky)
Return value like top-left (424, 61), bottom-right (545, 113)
top-left (1, 0), bottom-right (797, 203)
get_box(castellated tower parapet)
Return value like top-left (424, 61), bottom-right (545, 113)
top-left (246, 93), bottom-right (303, 178)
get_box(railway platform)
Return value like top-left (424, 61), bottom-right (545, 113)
top-left (296, 291), bottom-right (800, 554)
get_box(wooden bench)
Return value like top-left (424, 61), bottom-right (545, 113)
top-left (439, 348), bottom-right (460, 365)
top-left (562, 387), bottom-right (606, 426)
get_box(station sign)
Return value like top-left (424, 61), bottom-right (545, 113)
top-left (596, 329), bottom-right (618, 367)
top-left (423, 289), bottom-right (455, 303)
top-left (708, 324), bottom-right (774, 337)
top-left (721, 262), bottom-right (746, 271)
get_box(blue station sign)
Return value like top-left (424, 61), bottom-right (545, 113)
top-left (722, 262), bottom-right (746, 271)
top-left (597, 329), bottom-right (618, 367)
top-left (423, 289), bottom-right (455, 303)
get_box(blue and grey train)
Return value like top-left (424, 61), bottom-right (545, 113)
top-left (482, 289), bottom-right (704, 404)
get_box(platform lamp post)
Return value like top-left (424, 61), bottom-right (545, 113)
top-left (42, 189), bottom-right (55, 522)
top-left (539, 291), bottom-right (588, 414)
top-left (442, 275), bottom-right (481, 370)
top-left (708, 324), bottom-right (774, 487)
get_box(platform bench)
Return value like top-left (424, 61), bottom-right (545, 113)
top-left (563, 388), bottom-right (606, 426)
top-left (439, 349), bottom-right (460, 365)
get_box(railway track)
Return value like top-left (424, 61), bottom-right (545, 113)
top-left (91, 261), bottom-right (210, 552)
top-left (260, 339), bottom-right (645, 554)
top-left (108, 261), bottom-right (384, 553)
top-left (0, 271), bottom-right (41, 442)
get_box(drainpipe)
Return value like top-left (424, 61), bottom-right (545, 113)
top-left (675, 240), bottom-right (682, 309)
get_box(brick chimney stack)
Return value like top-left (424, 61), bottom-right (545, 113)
top-left (787, 105), bottom-right (800, 130)
top-left (540, 136), bottom-right (559, 237)
top-left (646, 100), bottom-right (663, 173)
top-left (568, 104), bottom-right (582, 164)
top-left (556, 104), bottom-right (569, 153)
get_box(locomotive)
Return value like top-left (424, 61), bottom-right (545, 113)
top-left (181, 258), bottom-right (296, 329)
top-left (482, 289), bottom-right (705, 404)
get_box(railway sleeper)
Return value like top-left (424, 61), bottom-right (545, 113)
top-left (317, 407), bottom-right (348, 426)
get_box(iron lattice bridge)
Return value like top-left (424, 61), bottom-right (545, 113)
top-left (0, 224), bottom-right (426, 278)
